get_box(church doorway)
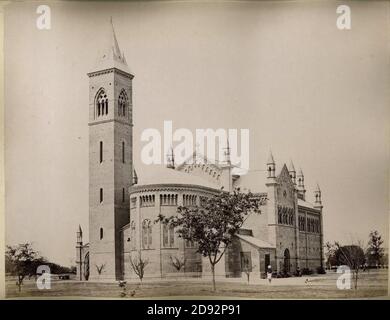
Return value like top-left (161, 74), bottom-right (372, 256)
top-left (283, 249), bottom-right (290, 273)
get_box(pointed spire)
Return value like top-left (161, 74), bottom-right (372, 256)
top-left (92, 18), bottom-right (131, 74)
top-left (288, 160), bottom-right (295, 172)
top-left (314, 183), bottom-right (322, 207)
top-left (266, 150), bottom-right (276, 179)
top-left (296, 167), bottom-right (306, 200)
top-left (288, 160), bottom-right (296, 185)
top-left (110, 17), bottom-right (122, 59)
top-left (77, 225), bottom-right (83, 244)
top-left (166, 146), bottom-right (175, 169)
top-left (267, 150), bottom-right (275, 165)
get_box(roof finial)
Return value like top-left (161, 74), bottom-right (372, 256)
top-left (166, 146), bottom-right (175, 169)
top-left (267, 150), bottom-right (275, 165)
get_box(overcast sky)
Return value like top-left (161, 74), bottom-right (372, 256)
top-left (5, 1), bottom-right (389, 266)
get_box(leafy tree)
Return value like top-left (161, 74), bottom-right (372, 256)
top-left (6, 243), bottom-right (42, 292)
top-left (328, 242), bottom-right (365, 290)
top-left (157, 188), bottom-right (262, 291)
top-left (366, 230), bottom-right (384, 267)
top-left (325, 241), bottom-right (338, 269)
top-left (129, 252), bottom-right (149, 283)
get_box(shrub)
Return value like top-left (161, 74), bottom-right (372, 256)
top-left (301, 268), bottom-right (313, 275)
top-left (316, 266), bottom-right (326, 274)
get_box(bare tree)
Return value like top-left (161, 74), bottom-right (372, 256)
top-left (130, 252), bottom-right (149, 283)
top-left (169, 255), bottom-right (186, 272)
top-left (243, 264), bottom-right (257, 285)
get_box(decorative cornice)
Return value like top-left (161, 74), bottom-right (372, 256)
top-left (87, 67), bottom-right (134, 79)
top-left (129, 184), bottom-right (220, 195)
top-left (298, 205), bottom-right (321, 214)
top-left (88, 118), bottom-right (133, 127)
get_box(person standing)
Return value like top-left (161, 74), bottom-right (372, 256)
top-left (267, 265), bottom-right (273, 283)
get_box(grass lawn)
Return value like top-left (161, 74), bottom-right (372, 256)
top-left (6, 269), bottom-right (388, 299)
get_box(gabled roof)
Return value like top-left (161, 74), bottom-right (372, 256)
top-left (276, 164), bottom-right (295, 187)
top-left (236, 234), bottom-right (275, 249)
top-left (175, 149), bottom-right (224, 172)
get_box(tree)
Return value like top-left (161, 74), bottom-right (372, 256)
top-left (241, 254), bottom-right (256, 284)
top-left (129, 252), bottom-right (149, 283)
top-left (6, 243), bottom-right (42, 292)
top-left (325, 241), bottom-right (338, 269)
top-left (328, 242), bottom-right (365, 290)
top-left (169, 255), bottom-right (186, 273)
top-left (366, 230), bottom-right (384, 268)
top-left (157, 188), bottom-right (262, 291)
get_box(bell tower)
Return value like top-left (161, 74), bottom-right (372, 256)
top-left (88, 19), bottom-right (133, 280)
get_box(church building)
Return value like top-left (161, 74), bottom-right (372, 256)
top-left (76, 22), bottom-right (324, 282)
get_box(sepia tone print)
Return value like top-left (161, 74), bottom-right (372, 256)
top-left (3, 1), bottom-right (389, 299)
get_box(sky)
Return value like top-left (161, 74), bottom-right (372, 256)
top-left (4, 1), bottom-right (389, 266)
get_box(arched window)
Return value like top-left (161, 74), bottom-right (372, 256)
top-left (142, 219), bottom-right (152, 249)
top-left (96, 88), bottom-right (108, 117)
top-left (163, 223), bottom-right (175, 248)
top-left (100, 228), bottom-right (103, 240)
top-left (118, 89), bottom-right (128, 117)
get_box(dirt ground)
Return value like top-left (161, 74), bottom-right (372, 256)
top-left (6, 269), bottom-right (388, 299)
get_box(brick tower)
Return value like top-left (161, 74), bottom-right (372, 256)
top-left (87, 19), bottom-right (133, 280)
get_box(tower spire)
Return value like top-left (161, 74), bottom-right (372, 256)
top-left (297, 168), bottom-right (306, 200)
top-left (314, 183), bottom-right (323, 209)
top-left (92, 18), bottom-right (130, 74)
top-left (266, 150), bottom-right (276, 179)
top-left (166, 146), bottom-right (175, 169)
top-left (288, 160), bottom-right (296, 185)
top-left (110, 17), bottom-right (125, 63)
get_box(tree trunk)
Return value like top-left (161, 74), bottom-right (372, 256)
top-left (211, 264), bottom-right (216, 292)
top-left (17, 275), bottom-right (22, 292)
top-left (354, 270), bottom-right (358, 290)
